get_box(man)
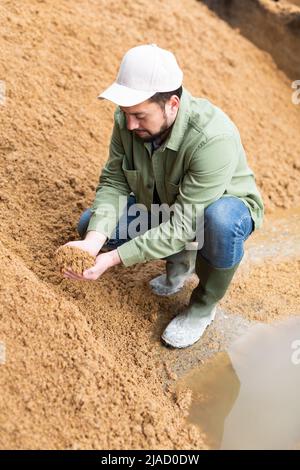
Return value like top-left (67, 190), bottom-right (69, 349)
top-left (62, 44), bottom-right (264, 349)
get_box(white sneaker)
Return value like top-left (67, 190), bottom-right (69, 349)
top-left (161, 306), bottom-right (217, 349)
top-left (149, 272), bottom-right (193, 296)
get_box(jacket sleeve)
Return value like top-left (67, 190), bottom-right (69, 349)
top-left (86, 110), bottom-right (131, 238)
top-left (117, 135), bottom-right (239, 266)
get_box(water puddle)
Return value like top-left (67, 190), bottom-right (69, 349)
top-left (176, 317), bottom-right (300, 449)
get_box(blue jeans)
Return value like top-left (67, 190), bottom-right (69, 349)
top-left (77, 195), bottom-right (254, 268)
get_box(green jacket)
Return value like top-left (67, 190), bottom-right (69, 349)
top-left (87, 87), bottom-right (264, 266)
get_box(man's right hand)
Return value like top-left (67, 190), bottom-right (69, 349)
top-left (62, 231), bottom-right (107, 258)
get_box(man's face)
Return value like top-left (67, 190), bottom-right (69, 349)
top-left (120, 95), bottom-right (180, 143)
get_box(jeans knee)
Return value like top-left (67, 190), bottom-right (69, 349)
top-left (204, 198), bottom-right (235, 236)
top-left (200, 197), bottom-right (254, 267)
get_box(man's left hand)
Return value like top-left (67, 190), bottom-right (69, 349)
top-left (63, 249), bottom-right (121, 281)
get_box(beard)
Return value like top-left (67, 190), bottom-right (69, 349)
top-left (133, 116), bottom-right (173, 144)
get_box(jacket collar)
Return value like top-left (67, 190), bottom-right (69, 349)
top-left (161, 86), bottom-right (191, 152)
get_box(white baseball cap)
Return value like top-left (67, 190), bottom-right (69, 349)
top-left (97, 44), bottom-right (183, 107)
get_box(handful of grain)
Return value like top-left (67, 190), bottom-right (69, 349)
top-left (55, 245), bottom-right (96, 275)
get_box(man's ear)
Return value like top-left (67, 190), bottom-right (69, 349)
top-left (168, 95), bottom-right (180, 113)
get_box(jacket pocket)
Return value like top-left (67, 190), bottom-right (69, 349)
top-left (122, 160), bottom-right (140, 195)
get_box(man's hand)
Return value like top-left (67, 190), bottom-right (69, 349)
top-left (61, 230), bottom-right (120, 280)
top-left (64, 249), bottom-right (121, 281)
top-left (63, 231), bottom-right (107, 257)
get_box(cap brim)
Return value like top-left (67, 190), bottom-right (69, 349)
top-left (97, 82), bottom-right (155, 107)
